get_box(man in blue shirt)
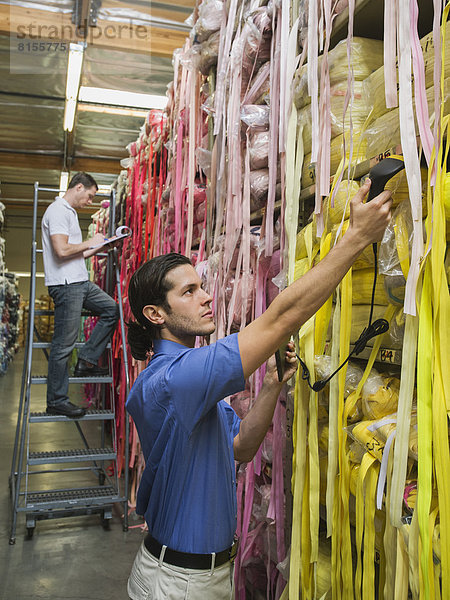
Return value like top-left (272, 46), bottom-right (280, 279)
top-left (126, 179), bottom-right (392, 599)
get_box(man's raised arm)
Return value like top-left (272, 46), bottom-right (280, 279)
top-left (238, 180), bottom-right (392, 379)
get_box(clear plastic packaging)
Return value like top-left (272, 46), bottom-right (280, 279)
top-left (192, 0), bottom-right (223, 43)
top-left (293, 37), bottom-right (383, 111)
top-left (364, 108), bottom-right (403, 158)
top-left (329, 81), bottom-right (371, 136)
top-left (352, 268), bottom-right (387, 305)
top-left (302, 131), bottom-right (367, 188)
top-left (379, 200), bottom-right (414, 279)
top-left (243, 61), bottom-right (270, 105)
top-left (348, 440), bottom-right (366, 464)
top-left (298, 82), bottom-right (372, 155)
top-left (198, 31), bottom-right (220, 75)
top-left (314, 355), bottom-right (363, 398)
top-left (348, 411), bottom-right (418, 465)
top-left (361, 370), bottom-right (400, 420)
top-left (249, 130), bottom-right (270, 169)
top-left (297, 0), bottom-right (309, 47)
top-left (249, 168), bottom-right (281, 211)
top-left (292, 63), bottom-right (311, 110)
top-left (364, 39), bottom-right (450, 124)
top-left (249, 169), bottom-right (269, 206)
top-left (328, 38), bottom-right (383, 86)
top-left (379, 199), bottom-right (416, 305)
top-left (375, 413), bottom-right (418, 461)
top-left (241, 6), bottom-right (272, 77)
top-left (347, 419), bottom-right (386, 462)
top-left (196, 148), bottom-right (212, 179)
top-left (241, 105), bottom-right (270, 130)
top-left (229, 273), bottom-right (255, 329)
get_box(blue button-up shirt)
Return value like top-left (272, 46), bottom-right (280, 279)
top-left (126, 333), bottom-right (245, 553)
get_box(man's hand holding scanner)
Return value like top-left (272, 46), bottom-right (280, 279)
top-left (267, 342), bottom-right (298, 386)
top-left (348, 178), bottom-right (393, 245)
top-left (233, 343), bottom-right (297, 463)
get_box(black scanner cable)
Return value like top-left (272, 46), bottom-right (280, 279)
top-left (296, 157), bottom-right (405, 392)
top-left (298, 242), bottom-right (389, 392)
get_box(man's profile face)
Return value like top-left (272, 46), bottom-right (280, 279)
top-left (73, 184), bottom-right (97, 209)
top-left (158, 264), bottom-right (216, 342)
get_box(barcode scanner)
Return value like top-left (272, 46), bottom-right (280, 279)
top-left (277, 156), bottom-right (406, 386)
top-left (366, 156), bottom-right (406, 202)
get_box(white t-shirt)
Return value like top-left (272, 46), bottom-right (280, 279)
top-left (41, 196), bottom-right (89, 286)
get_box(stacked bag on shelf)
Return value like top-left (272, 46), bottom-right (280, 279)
top-left (0, 201), bottom-right (20, 375)
top-left (35, 295), bottom-right (54, 342)
top-left (0, 274), bottom-right (20, 375)
top-left (293, 38), bottom-right (384, 189)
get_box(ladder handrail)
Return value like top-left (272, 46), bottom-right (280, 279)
top-left (9, 182), bottom-right (40, 543)
top-left (113, 246), bottom-right (130, 531)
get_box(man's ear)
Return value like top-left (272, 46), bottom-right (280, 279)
top-left (142, 305), bottom-right (165, 327)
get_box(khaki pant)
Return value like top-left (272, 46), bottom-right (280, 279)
top-left (128, 541), bottom-right (235, 600)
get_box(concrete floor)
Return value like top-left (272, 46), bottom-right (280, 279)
top-left (0, 350), bottom-right (145, 600)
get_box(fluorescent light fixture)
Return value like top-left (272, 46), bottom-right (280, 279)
top-left (59, 171), bottom-right (69, 192)
top-left (63, 98), bottom-right (77, 132)
top-left (79, 87), bottom-right (167, 110)
top-left (14, 272), bottom-right (45, 278)
top-left (63, 42), bottom-right (85, 132)
top-left (78, 104), bottom-right (149, 118)
top-left (97, 184), bottom-right (112, 195)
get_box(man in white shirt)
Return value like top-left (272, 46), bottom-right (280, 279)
top-left (41, 172), bottom-right (119, 418)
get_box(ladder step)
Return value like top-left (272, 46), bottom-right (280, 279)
top-left (31, 375), bottom-right (113, 384)
top-left (23, 486), bottom-right (121, 510)
top-left (30, 409), bottom-right (114, 423)
top-left (28, 447), bottom-right (116, 465)
top-left (32, 341), bottom-right (111, 349)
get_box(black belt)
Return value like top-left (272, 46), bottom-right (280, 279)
top-left (144, 533), bottom-right (237, 570)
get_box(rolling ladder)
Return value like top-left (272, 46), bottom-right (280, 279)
top-left (9, 182), bottom-right (130, 544)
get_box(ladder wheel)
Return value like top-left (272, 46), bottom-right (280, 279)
top-left (26, 526), bottom-right (35, 539)
top-left (101, 514), bottom-right (111, 530)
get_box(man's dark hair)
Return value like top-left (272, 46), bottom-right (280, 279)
top-left (127, 253), bottom-right (192, 360)
top-left (68, 172), bottom-right (98, 191)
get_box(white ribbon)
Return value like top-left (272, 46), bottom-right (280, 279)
top-left (397, 0), bottom-right (424, 316)
top-left (377, 430), bottom-right (396, 510)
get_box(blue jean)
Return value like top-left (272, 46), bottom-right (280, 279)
top-left (47, 281), bottom-right (119, 407)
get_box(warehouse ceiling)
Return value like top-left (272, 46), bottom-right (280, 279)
top-left (0, 0), bottom-right (194, 211)
top-left (0, 0), bottom-right (435, 214)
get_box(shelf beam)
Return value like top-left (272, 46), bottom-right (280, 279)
top-left (0, 151), bottom-right (121, 175)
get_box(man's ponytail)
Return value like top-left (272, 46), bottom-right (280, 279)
top-left (127, 321), bottom-right (153, 361)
